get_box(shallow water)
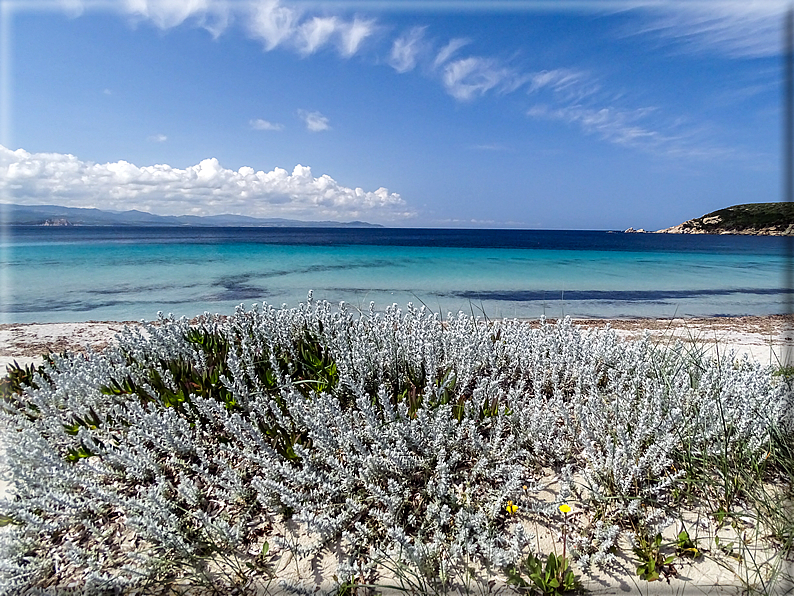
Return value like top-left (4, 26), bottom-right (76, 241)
top-left (1, 226), bottom-right (789, 323)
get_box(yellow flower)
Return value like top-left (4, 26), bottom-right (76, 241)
top-left (506, 500), bottom-right (518, 516)
top-left (559, 503), bottom-right (571, 514)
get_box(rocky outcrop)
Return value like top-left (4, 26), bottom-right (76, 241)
top-left (654, 203), bottom-right (794, 236)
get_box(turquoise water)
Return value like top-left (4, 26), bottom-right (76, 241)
top-left (1, 227), bottom-right (789, 323)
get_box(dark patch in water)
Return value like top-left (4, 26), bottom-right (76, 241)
top-left (90, 282), bottom-right (203, 295)
top-left (206, 274), bottom-right (269, 302)
top-left (451, 288), bottom-right (794, 302)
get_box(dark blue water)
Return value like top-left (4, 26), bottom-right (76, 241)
top-left (6, 226), bottom-right (787, 254)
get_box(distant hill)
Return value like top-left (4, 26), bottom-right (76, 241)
top-left (0, 204), bottom-right (382, 228)
top-left (655, 202), bottom-right (794, 236)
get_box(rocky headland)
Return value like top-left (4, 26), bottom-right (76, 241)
top-left (653, 202), bottom-right (794, 236)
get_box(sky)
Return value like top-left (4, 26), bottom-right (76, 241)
top-left (0, 0), bottom-right (787, 229)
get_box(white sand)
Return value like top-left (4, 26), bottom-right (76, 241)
top-left (569, 315), bottom-right (793, 368)
top-left (1, 316), bottom-right (791, 371)
top-left (0, 320), bottom-right (138, 371)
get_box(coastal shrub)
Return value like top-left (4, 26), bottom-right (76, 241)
top-left (0, 296), bottom-right (790, 594)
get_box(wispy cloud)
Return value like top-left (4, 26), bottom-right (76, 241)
top-left (28, 0), bottom-right (758, 163)
top-left (528, 103), bottom-right (658, 144)
top-left (338, 17), bottom-right (377, 57)
top-left (298, 109), bottom-right (330, 132)
top-left (247, 1), bottom-right (375, 57)
top-left (527, 68), bottom-right (596, 100)
top-left (528, 103), bottom-right (737, 160)
top-left (123, 0), bottom-right (232, 38)
top-left (0, 145), bottom-right (413, 222)
top-left (147, 133), bottom-right (168, 142)
top-left (247, 0), bottom-right (299, 50)
top-left (296, 16), bottom-right (339, 55)
top-left (630, 1), bottom-right (787, 58)
top-left (120, 0), bottom-right (375, 57)
top-left (433, 37), bottom-right (469, 68)
top-left (469, 143), bottom-right (508, 151)
top-left (521, 64), bottom-right (743, 159)
top-left (442, 56), bottom-right (528, 101)
top-left (250, 118), bottom-right (283, 131)
top-left (388, 26), bottom-right (427, 73)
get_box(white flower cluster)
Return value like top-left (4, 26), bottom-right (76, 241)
top-left (0, 297), bottom-right (788, 593)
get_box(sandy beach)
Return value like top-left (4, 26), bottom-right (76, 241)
top-left (1, 315), bottom-right (791, 372)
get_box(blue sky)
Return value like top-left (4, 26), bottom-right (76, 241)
top-left (0, 0), bottom-right (786, 229)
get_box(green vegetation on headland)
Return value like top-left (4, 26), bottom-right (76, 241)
top-left (655, 202), bottom-right (794, 236)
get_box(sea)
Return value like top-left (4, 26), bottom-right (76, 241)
top-left (1, 226), bottom-right (791, 324)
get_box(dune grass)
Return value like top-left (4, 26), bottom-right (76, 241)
top-left (0, 296), bottom-right (791, 595)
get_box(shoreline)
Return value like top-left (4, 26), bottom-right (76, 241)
top-left (1, 314), bottom-right (791, 370)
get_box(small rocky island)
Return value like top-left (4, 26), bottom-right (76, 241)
top-left (632, 202), bottom-right (794, 236)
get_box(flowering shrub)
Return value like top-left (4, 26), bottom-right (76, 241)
top-left (0, 296), bottom-right (789, 594)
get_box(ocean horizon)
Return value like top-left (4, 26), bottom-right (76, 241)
top-left (1, 226), bottom-right (790, 324)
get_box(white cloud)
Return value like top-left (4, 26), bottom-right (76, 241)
top-left (102, 88), bottom-right (112, 95)
top-left (0, 145), bottom-right (413, 222)
top-left (388, 26), bottom-right (426, 73)
top-left (298, 110), bottom-right (330, 132)
top-left (250, 118), bottom-right (283, 131)
top-left (527, 68), bottom-right (592, 97)
top-left (528, 104), bottom-right (658, 144)
top-left (520, 64), bottom-right (740, 159)
top-left (247, 0), bottom-right (300, 50)
top-left (633, 1), bottom-right (787, 58)
top-left (338, 17), bottom-right (376, 57)
top-left (442, 56), bottom-right (527, 101)
top-left (121, 1), bottom-right (374, 57)
top-left (148, 133), bottom-right (168, 142)
top-left (527, 103), bottom-right (736, 159)
top-left (245, 0), bottom-right (374, 57)
top-left (296, 16), bottom-right (338, 55)
top-left (470, 143), bottom-right (507, 151)
top-left (123, 0), bottom-right (231, 37)
top-left (433, 37), bottom-right (469, 68)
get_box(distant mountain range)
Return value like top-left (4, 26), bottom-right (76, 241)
top-left (1, 204), bottom-right (383, 228)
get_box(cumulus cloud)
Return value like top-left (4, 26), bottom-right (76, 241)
top-left (298, 110), bottom-right (330, 132)
top-left (442, 57), bottom-right (528, 101)
top-left (388, 27), bottom-right (427, 73)
top-left (250, 118), bottom-right (283, 131)
top-left (0, 145), bottom-right (413, 222)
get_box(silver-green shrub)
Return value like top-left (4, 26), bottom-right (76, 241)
top-left (0, 296), bottom-right (788, 593)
